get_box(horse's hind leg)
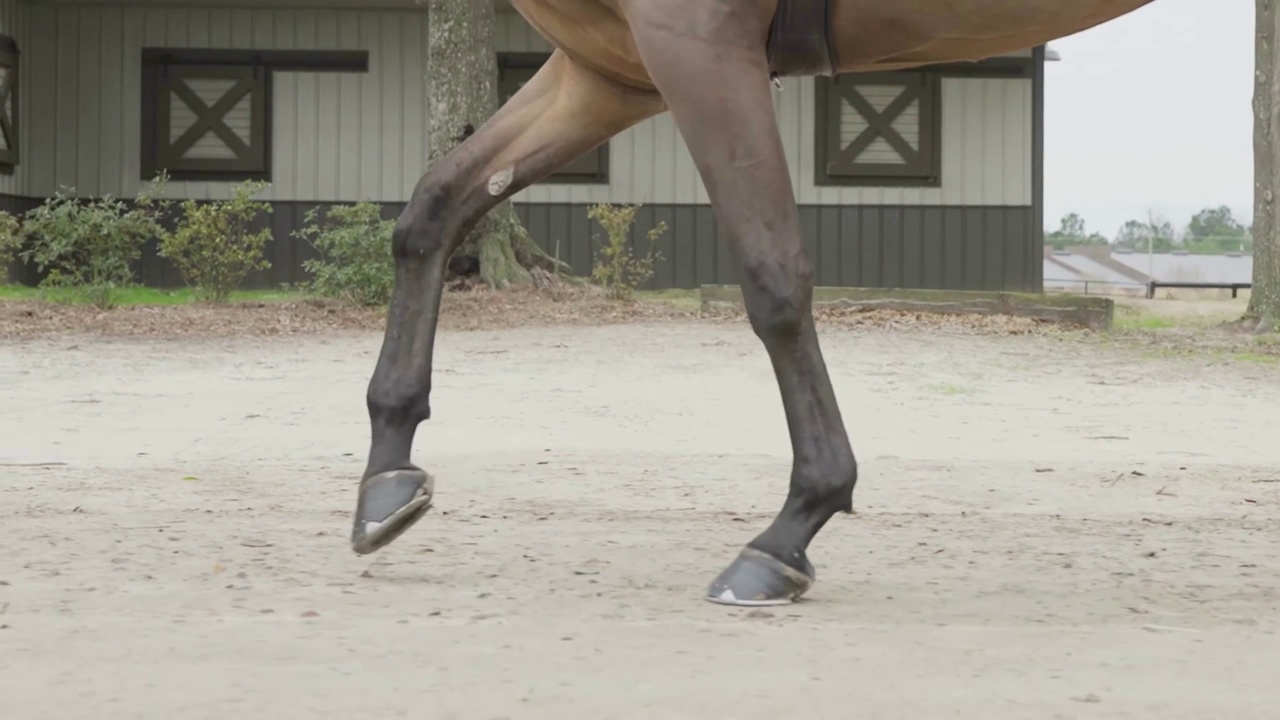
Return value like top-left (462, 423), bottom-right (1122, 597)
top-left (625, 2), bottom-right (858, 605)
top-left (352, 50), bottom-right (664, 554)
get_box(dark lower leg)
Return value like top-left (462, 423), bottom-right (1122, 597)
top-left (621, 3), bottom-right (857, 602)
top-left (703, 249), bottom-right (858, 604)
top-left (352, 52), bottom-right (663, 554)
top-left (741, 279), bottom-right (857, 570)
top-left (350, 169), bottom-right (485, 554)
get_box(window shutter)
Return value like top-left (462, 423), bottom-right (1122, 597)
top-left (817, 72), bottom-right (940, 186)
top-left (0, 35), bottom-right (19, 170)
top-left (152, 64), bottom-right (269, 179)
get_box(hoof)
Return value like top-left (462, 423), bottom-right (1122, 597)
top-left (350, 468), bottom-right (434, 555)
top-left (705, 547), bottom-right (815, 607)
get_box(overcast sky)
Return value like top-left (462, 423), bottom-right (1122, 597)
top-left (1042, 0), bottom-right (1254, 238)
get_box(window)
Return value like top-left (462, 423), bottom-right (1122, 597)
top-left (814, 71), bottom-right (941, 187)
top-left (145, 63), bottom-right (270, 182)
top-left (497, 52), bottom-right (609, 184)
top-left (0, 34), bottom-right (19, 172)
top-left (141, 49), bottom-right (368, 182)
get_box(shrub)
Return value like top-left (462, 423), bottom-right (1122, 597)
top-left (0, 210), bottom-right (20, 277)
top-left (297, 202), bottom-right (396, 307)
top-left (587, 203), bottom-right (664, 300)
top-left (20, 177), bottom-right (170, 309)
top-left (158, 180), bottom-right (273, 303)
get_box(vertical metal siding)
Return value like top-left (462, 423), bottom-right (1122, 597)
top-left (515, 204), bottom-right (1037, 292)
top-left (0, 0), bottom-right (23, 197)
top-left (514, 74), bottom-right (1031, 207)
top-left (791, 75), bottom-right (1032, 207)
top-left (496, 10), bottom-right (1032, 208)
top-left (20, 6), bottom-right (1032, 209)
top-left (23, 4), bottom-right (431, 203)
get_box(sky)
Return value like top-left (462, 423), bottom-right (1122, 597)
top-left (1042, 0), bottom-right (1255, 239)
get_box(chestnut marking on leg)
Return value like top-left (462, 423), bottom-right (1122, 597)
top-left (487, 167), bottom-right (514, 196)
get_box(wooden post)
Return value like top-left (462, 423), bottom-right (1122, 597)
top-left (1250, 0), bottom-right (1280, 328)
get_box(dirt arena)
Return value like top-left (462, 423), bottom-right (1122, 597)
top-left (2, 300), bottom-right (1279, 719)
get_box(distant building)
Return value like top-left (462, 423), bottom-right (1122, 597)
top-left (1044, 245), bottom-right (1253, 295)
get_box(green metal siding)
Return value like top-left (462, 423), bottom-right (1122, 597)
top-left (4, 197), bottom-right (1038, 292)
top-left (516, 203), bottom-right (1038, 292)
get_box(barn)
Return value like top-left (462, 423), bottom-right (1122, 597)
top-left (0, 1), bottom-right (1052, 293)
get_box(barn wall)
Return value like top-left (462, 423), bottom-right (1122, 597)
top-left (22, 3), bottom-right (432, 202)
top-left (7, 2), bottom-right (1043, 292)
top-left (516, 204), bottom-right (1039, 292)
top-left (498, 16), bottom-right (1033, 208)
top-left (112, 200), bottom-right (1038, 293)
top-left (19, 4), bottom-right (1032, 208)
top-left (0, 0), bottom-right (25, 198)
top-left (1, 0), bottom-right (31, 283)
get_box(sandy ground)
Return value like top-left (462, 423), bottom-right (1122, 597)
top-left (2, 318), bottom-right (1280, 719)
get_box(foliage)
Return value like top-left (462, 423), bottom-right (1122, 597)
top-left (158, 181), bottom-right (273, 303)
top-left (1183, 235), bottom-right (1254, 255)
top-left (0, 283), bottom-right (300, 305)
top-left (587, 203), bottom-right (664, 300)
top-left (1181, 206), bottom-right (1252, 254)
top-left (1046, 212), bottom-right (1108, 248)
top-left (1052, 208), bottom-right (1256, 256)
top-left (1186, 205), bottom-right (1248, 242)
top-left (1109, 207), bottom-right (1253, 255)
top-left (1114, 216), bottom-right (1178, 252)
top-left (19, 177), bottom-right (171, 309)
top-left (297, 202), bottom-right (396, 307)
top-left (0, 210), bottom-right (21, 273)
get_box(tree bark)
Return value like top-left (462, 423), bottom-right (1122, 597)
top-left (427, 0), bottom-right (564, 288)
top-left (1250, 0), bottom-right (1280, 329)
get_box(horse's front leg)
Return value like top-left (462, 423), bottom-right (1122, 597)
top-left (624, 0), bottom-right (859, 605)
top-left (351, 50), bottom-right (664, 554)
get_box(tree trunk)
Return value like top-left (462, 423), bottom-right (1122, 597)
top-left (427, 0), bottom-right (564, 288)
top-left (1250, 0), bottom-right (1280, 329)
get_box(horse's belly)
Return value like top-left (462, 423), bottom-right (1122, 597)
top-left (831, 0), bottom-right (1158, 69)
top-left (508, 0), bottom-right (655, 89)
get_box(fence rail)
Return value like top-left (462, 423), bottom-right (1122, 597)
top-left (1145, 280), bottom-right (1253, 299)
top-left (1044, 279), bottom-right (1148, 297)
top-left (1047, 278), bottom-right (1255, 300)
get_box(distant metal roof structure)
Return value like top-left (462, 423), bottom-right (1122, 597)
top-left (1045, 45), bottom-right (1062, 62)
top-left (1110, 252), bottom-right (1253, 285)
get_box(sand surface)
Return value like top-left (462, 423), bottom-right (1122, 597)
top-left (2, 321), bottom-right (1279, 719)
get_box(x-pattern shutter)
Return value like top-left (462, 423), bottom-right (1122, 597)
top-left (156, 65), bottom-right (267, 177)
top-left (822, 72), bottom-right (940, 185)
top-left (0, 38), bottom-right (18, 168)
top-left (498, 57), bottom-right (607, 183)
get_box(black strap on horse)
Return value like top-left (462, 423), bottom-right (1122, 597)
top-left (766, 0), bottom-right (839, 81)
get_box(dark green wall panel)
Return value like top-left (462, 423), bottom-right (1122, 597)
top-left (516, 203), bottom-right (1038, 293)
top-left (4, 194), bottom-right (1040, 293)
top-left (1, 195), bottom-right (43, 285)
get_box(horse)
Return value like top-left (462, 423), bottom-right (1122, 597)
top-left (349, 0), bottom-right (1159, 607)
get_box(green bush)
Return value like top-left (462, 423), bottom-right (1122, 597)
top-left (0, 210), bottom-right (21, 276)
top-left (587, 203), bottom-right (664, 300)
top-left (20, 177), bottom-right (171, 309)
top-left (158, 180), bottom-right (273, 303)
top-left (297, 202), bottom-right (396, 307)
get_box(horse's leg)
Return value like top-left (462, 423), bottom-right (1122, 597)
top-left (352, 50), bottom-right (664, 554)
top-left (624, 2), bottom-right (857, 605)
